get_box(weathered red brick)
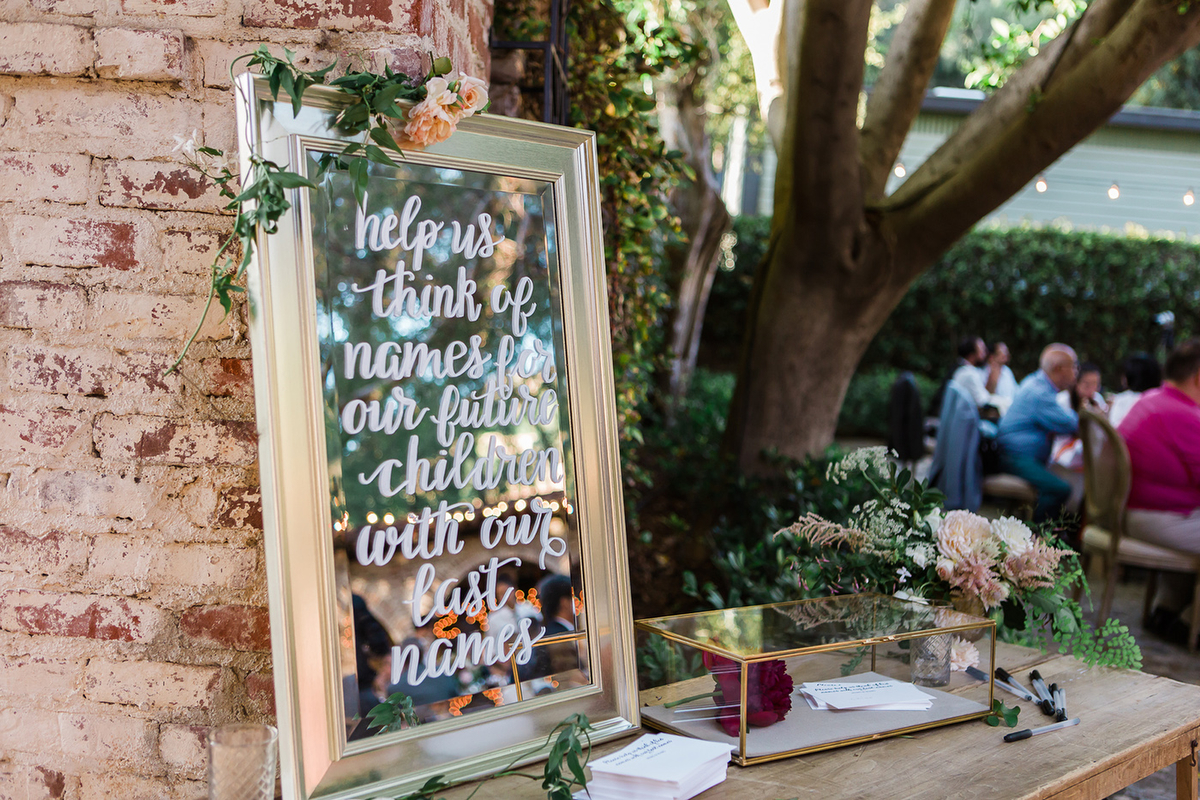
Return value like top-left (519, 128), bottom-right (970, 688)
top-left (101, 160), bottom-right (224, 213)
top-left (77, 773), bottom-right (181, 800)
top-left (121, 0), bottom-right (225, 16)
top-left (0, 653), bottom-right (82, 702)
top-left (95, 28), bottom-right (185, 82)
top-left (0, 86), bottom-right (202, 160)
top-left (9, 345), bottom-right (181, 405)
top-left (84, 659), bottom-right (221, 711)
top-left (87, 292), bottom-right (235, 341)
top-left (243, 0), bottom-right (409, 31)
top-left (0, 590), bottom-right (166, 643)
top-left (59, 713), bottom-right (157, 771)
top-left (10, 217), bottom-right (140, 270)
top-left (0, 406), bottom-right (87, 458)
top-left (34, 470), bottom-right (152, 522)
top-left (468, 4), bottom-right (489, 72)
top-left (0, 22), bottom-right (93, 77)
top-left (180, 605), bottom-right (271, 651)
top-left (153, 543), bottom-right (257, 589)
top-left (0, 708), bottom-right (60, 759)
top-left (366, 47), bottom-right (423, 78)
top-left (0, 153), bottom-right (91, 204)
top-left (0, 762), bottom-right (66, 796)
top-left (0, 764), bottom-right (67, 800)
top-left (200, 357), bottom-right (252, 400)
top-left (0, 281), bottom-right (87, 332)
top-left (159, 724), bottom-right (207, 779)
top-left (0, 527), bottom-right (87, 576)
top-left (92, 414), bottom-right (257, 465)
top-left (197, 40), bottom-right (326, 89)
top-left (28, 0), bottom-right (97, 14)
top-left (244, 671), bottom-right (275, 715)
top-left (214, 486), bottom-right (262, 529)
top-left (162, 229), bottom-right (230, 276)
top-left (414, 0), bottom-right (436, 36)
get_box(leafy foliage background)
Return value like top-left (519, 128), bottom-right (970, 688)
top-left (702, 218), bottom-right (1200, 401)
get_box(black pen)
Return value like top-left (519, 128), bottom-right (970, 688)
top-left (1004, 717), bottom-right (1080, 742)
top-left (1028, 670), bottom-right (1058, 717)
top-left (1054, 687), bottom-right (1067, 723)
top-left (992, 668), bottom-right (1038, 703)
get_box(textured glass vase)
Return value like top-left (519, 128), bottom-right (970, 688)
top-left (910, 633), bottom-right (951, 687)
top-left (208, 724), bottom-right (278, 800)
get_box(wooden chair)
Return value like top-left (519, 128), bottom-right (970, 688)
top-left (982, 474), bottom-right (1037, 519)
top-left (1078, 406), bottom-right (1200, 652)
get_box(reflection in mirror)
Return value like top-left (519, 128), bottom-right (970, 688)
top-left (307, 154), bottom-right (592, 742)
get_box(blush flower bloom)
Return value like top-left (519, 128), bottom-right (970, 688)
top-left (702, 652), bottom-right (793, 737)
top-left (936, 510), bottom-right (995, 563)
top-left (991, 516), bottom-right (1034, 557)
top-left (950, 637), bottom-right (980, 672)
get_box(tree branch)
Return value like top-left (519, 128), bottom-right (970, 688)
top-left (885, 0), bottom-right (1136, 212)
top-left (891, 0), bottom-right (1200, 278)
top-left (726, 0), bottom-right (786, 152)
top-left (777, 0), bottom-right (874, 255)
top-left (860, 0), bottom-right (957, 200)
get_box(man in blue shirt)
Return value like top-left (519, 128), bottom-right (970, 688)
top-left (997, 344), bottom-right (1080, 521)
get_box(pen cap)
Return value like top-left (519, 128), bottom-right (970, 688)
top-left (1004, 730), bottom-right (1033, 743)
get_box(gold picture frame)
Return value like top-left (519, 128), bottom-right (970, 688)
top-left (235, 73), bottom-right (639, 799)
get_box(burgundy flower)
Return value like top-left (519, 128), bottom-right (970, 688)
top-left (702, 652), bottom-right (794, 737)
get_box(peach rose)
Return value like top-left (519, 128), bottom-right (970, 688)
top-left (456, 74), bottom-right (489, 116)
top-left (403, 91), bottom-right (459, 147)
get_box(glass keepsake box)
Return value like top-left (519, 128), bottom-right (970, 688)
top-left (635, 594), bottom-right (996, 765)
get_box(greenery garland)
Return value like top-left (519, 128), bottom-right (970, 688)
top-left (167, 48), bottom-right (475, 374)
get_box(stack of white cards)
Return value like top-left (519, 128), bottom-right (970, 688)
top-left (580, 733), bottom-right (734, 800)
top-left (799, 678), bottom-right (935, 711)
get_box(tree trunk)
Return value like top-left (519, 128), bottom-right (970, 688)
top-left (659, 49), bottom-right (732, 410)
top-left (665, 184), bottom-right (730, 409)
top-left (725, 223), bottom-right (911, 468)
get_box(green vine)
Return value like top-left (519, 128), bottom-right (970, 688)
top-left (167, 48), bottom-right (473, 374)
top-left (392, 713), bottom-right (595, 800)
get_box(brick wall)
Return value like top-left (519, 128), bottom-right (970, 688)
top-left (0, 3), bottom-right (490, 799)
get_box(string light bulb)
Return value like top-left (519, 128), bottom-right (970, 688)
top-left (893, 162), bottom-right (906, 178)
top-left (1107, 183), bottom-right (1120, 200)
top-left (1034, 175), bottom-right (1048, 193)
top-left (1186, 189), bottom-right (1196, 207)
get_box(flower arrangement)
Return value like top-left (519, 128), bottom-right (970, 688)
top-left (780, 447), bottom-right (1142, 669)
top-left (403, 72), bottom-right (490, 146)
top-left (167, 49), bottom-right (487, 373)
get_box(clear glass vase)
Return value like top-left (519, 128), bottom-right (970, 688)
top-left (207, 723), bottom-right (278, 800)
top-left (910, 633), bottom-right (951, 687)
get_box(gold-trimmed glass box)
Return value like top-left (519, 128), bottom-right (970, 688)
top-left (635, 594), bottom-right (995, 765)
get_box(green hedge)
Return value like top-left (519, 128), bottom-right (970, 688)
top-left (700, 220), bottom-right (1200, 393)
top-left (837, 369), bottom-right (941, 438)
top-left (863, 226), bottom-right (1200, 379)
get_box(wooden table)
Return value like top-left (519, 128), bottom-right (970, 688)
top-left (447, 643), bottom-right (1200, 799)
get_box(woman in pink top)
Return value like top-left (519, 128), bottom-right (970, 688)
top-left (1118, 339), bottom-right (1200, 618)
